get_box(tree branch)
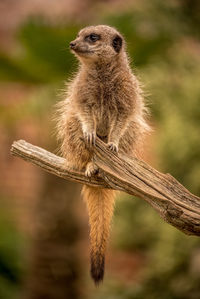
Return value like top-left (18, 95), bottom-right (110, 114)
top-left (11, 139), bottom-right (200, 236)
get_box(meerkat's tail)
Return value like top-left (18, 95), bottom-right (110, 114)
top-left (82, 185), bottom-right (115, 285)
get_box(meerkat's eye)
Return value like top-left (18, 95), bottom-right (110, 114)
top-left (85, 33), bottom-right (100, 43)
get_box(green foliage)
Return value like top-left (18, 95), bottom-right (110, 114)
top-left (0, 52), bottom-right (37, 82)
top-left (141, 46), bottom-right (200, 194)
top-left (0, 19), bottom-right (79, 83)
top-left (103, 13), bottom-right (172, 67)
top-left (0, 200), bottom-right (26, 299)
top-left (17, 19), bottom-right (79, 82)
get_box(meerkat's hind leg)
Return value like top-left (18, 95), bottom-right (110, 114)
top-left (85, 161), bottom-right (99, 177)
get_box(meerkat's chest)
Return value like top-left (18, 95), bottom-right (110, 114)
top-left (78, 78), bottom-right (124, 135)
top-left (94, 85), bottom-right (117, 115)
top-left (94, 87), bottom-right (119, 137)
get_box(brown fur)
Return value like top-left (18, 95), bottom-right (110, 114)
top-left (82, 186), bottom-right (115, 284)
top-left (56, 25), bottom-right (150, 284)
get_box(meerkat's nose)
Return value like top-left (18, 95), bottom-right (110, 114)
top-left (70, 42), bottom-right (76, 49)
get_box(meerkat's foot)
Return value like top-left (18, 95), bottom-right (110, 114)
top-left (107, 142), bottom-right (118, 153)
top-left (85, 162), bottom-right (99, 177)
top-left (84, 131), bottom-right (96, 147)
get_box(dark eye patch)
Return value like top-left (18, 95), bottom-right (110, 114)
top-left (85, 33), bottom-right (100, 43)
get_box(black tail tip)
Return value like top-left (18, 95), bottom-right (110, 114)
top-left (90, 255), bottom-right (105, 286)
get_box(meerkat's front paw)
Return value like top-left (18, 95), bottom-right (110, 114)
top-left (107, 142), bottom-right (118, 153)
top-left (85, 162), bottom-right (99, 177)
top-left (84, 131), bottom-right (96, 147)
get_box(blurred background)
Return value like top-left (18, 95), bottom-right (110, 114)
top-left (0, 0), bottom-right (200, 298)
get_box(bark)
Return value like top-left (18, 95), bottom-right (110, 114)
top-left (11, 139), bottom-right (200, 236)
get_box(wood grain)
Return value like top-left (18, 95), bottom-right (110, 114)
top-left (11, 139), bottom-right (200, 236)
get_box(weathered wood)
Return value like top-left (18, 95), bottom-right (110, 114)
top-left (11, 139), bottom-right (200, 236)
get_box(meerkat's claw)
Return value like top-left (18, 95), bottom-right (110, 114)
top-left (84, 132), bottom-right (96, 147)
top-left (85, 162), bottom-right (99, 177)
top-left (107, 142), bottom-right (118, 153)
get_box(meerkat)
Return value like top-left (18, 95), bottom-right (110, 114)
top-left (56, 25), bottom-right (150, 285)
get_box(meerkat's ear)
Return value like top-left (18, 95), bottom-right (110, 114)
top-left (112, 35), bottom-right (123, 53)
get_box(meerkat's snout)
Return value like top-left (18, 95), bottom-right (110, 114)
top-left (69, 40), bottom-right (79, 52)
top-left (69, 38), bottom-right (93, 57)
top-left (69, 41), bottom-right (76, 49)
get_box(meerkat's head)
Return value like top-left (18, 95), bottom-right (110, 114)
top-left (69, 25), bottom-right (125, 64)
